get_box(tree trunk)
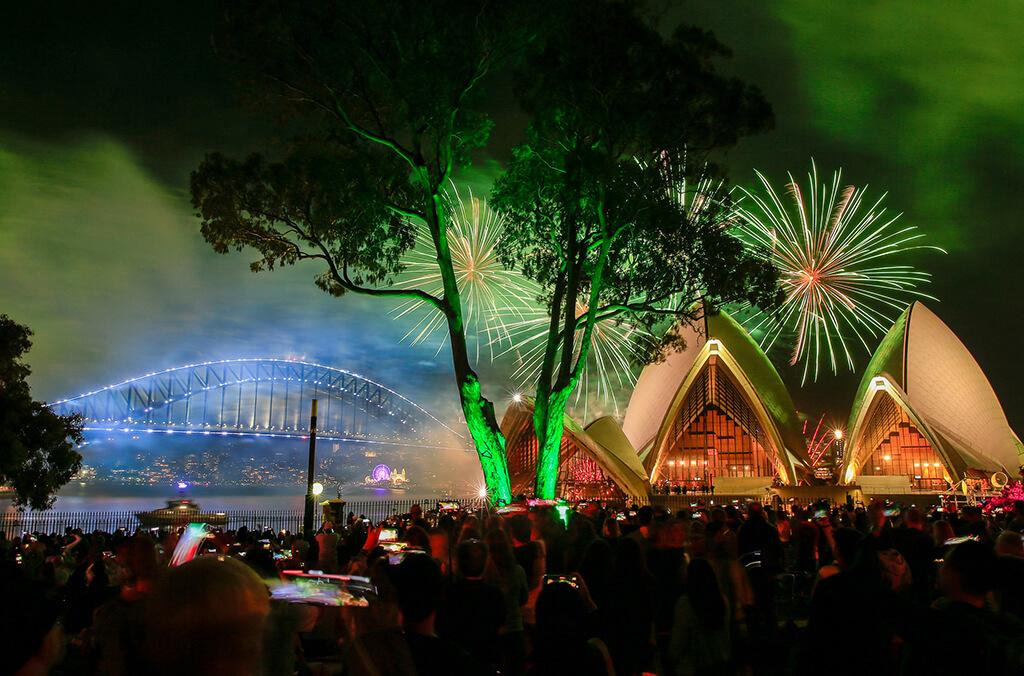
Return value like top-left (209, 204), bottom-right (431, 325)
top-left (423, 183), bottom-right (512, 505)
top-left (534, 386), bottom-right (572, 499)
top-left (460, 372), bottom-right (513, 505)
top-left (533, 215), bottom-right (612, 500)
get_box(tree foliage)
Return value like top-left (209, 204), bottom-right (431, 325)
top-left (191, 0), bottom-right (543, 504)
top-left (0, 315), bottom-right (83, 509)
top-left (491, 0), bottom-right (779, 496)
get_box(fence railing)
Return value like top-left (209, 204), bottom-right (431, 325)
top-left (3, 491), bottom-right (869, 538)
top-left (1, 496), bottom-right (487, 538)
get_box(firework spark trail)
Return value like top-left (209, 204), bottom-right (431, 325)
top-left (390, 181), bottom-right (541, 363)
top-left (804, 413), bottom-right (841, 467)
top-left (495, 161), bottom-right (738, 418)
top-left (493, 300), bottom-right (654, 419)
top-left (733, 161), bottom-right (945, 383)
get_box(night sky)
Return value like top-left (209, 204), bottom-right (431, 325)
top-left (3, 1), bottom-right (1023, 435)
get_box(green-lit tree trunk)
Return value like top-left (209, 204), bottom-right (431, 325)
top-left (532, 212), bottom-right (612, 499)
top-left (533, 386), bottom-right (571, 499)
top-left (424, 185), bottom-right (512, 505)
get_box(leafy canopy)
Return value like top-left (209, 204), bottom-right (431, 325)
top-left (492, 0), bottom-right (779, 369)
top-left (0, 315), bottom-right (83, 509)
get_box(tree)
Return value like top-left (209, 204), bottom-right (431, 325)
top-left (191, 0), bottom-right (542, 505)
top-left (490, 1), bottom-right (778, 498)
top-left (0, 315), bottom-right (83, 509)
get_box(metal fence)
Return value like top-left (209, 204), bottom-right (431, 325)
top-left (1, 496), bottom-right (487, 538)
top-left (2, 491), bottom-right (873, 538)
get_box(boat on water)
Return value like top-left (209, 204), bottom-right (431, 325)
top-left (136, 498), bottom-right (228, 527)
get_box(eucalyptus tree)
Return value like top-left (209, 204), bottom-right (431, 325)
top-left (491, 1), bottom-right (779, 498)
top-left (190, 0), bottom-right (540, 504)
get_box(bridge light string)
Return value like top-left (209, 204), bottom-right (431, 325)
top-left (81, 426), bottom-right (472, 452)
top-left (49, 357), bottom-right (464, 439)
top-left (75, 376), bottom-right (414, 432)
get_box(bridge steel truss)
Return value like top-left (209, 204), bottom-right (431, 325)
top-left (50, 358), bottom-right (459, 443)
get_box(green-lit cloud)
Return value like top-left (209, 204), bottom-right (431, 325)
top-left (773, 0), bottom-right (1024, 248)
top-left (0, 134), bottom-right (203, 385)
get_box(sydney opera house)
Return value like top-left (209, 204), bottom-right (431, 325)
top-left (501, 302), bottom-right (1022, 500)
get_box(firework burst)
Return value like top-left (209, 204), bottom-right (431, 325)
top-left (496, 300), bottom-right (655, 419)
top-left (390, 182), bottom-right (541, 362)
top-left (733, 161), bottom-right (945, 382)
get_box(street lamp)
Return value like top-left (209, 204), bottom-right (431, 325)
top-left (312, 482), bottom-right (324, 497)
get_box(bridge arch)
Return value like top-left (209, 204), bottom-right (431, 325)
top-left (50, 358), bottom-right (461, 445)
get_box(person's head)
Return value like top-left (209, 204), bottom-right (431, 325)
top-left (117, 533), bottom-right (159, 591)
top-left (995, 530), bottom-right (1024, 558)
top-left (637, 505), bottom-right (654, 527)
top-left (831, 527), bottom-right (864, 569)
top-left (146, 556), bottom-right (270, 676)
top-left (932, 519), bottom-right (955, 544)
top-left (86, 557), bottom-right (110, 588)
top-left (484, 528), bottom-right (515, 574)
top-left (747, 502), bottom-right (766, 521)
top-left (614, 535), bottom-right (648, 576)
top-left (508, 515), bottom-right (532, 545)
top-left (877, 548), bottom-right (911, 592)
top-left (456, 539), bottom-right (488, 578)
top-left (940, 540), bottom-right (995, 606)
top-left (903, 507), bottom-right (926, 531)
top-left (535, 580), bottom-right (588, 648)
top-left (866, 502), bottom-right (887, 530)
top-left (403, 525), bottom-right (430, 550)
top-left (393, 552), bottom-right (442, 632)
top-left (686, 558), bottom-right (725, 630)
top-left (428, 528), bottom-right (449, 561)
top-left (458, 515), bottom-right (481, 543)
top-left (410, 504), bottom-right (423, 522)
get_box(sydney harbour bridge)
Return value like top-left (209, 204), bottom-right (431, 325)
top-left (50, 358), bottom-right (465, 450)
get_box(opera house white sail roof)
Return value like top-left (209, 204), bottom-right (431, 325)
top-left (622, 308), bottom-right (811, 486)
top-left (841, 301), bottom-right (1024, 485)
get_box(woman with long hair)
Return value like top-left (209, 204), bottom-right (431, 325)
top-left (669, 558), bottom-right (733, 676)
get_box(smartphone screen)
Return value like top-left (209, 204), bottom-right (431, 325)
top-left (272, 573), bottom-right (376, 607)
top-left (378, 528), bottom-right (399, 543)
top-left (543, 574), bottom-right (579, 589)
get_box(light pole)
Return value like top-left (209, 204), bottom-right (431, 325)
top-left (303, 399), bottom-right (318, 535)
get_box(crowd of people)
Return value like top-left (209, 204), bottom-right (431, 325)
top-left (1, 496), bottom-right (1023, 675)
